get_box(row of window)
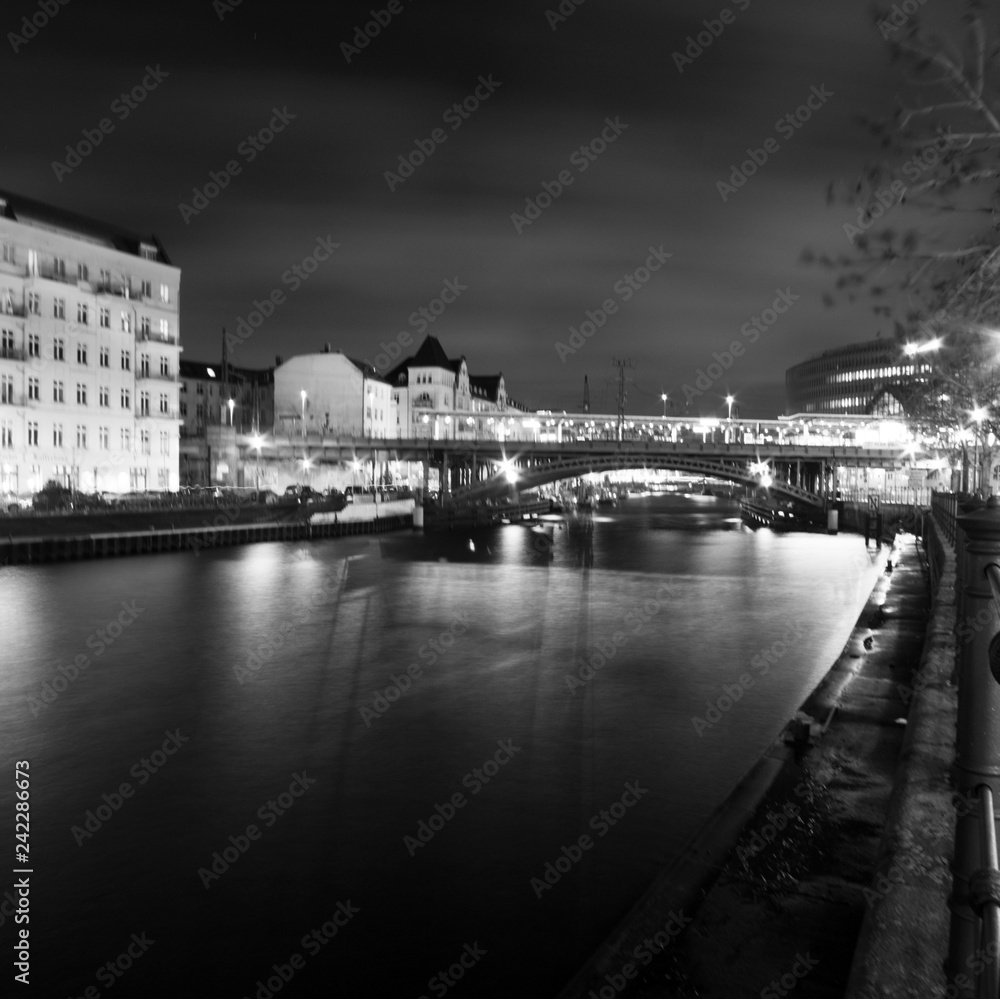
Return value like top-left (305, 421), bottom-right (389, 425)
top-left (11, 295), bottom-right (173, 335)
top-left (1, 375), bottom-right (172, 412)
top-left (0, 421), bottom-right (172, 453)
top-left (1, 330), bottom-right (172, 374)
top-left (825, 363), bottom-right (931, 385)
top-left (2, 243), bottom-right (168, 293)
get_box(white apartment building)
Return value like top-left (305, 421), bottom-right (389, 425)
top-left (387, 334), bottom-right (532, 440)
top-left (0, 191), bottom-right (181, 498)
top-left (273, 348), bottom-right (392, 438)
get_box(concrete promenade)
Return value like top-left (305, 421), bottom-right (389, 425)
top-left (560, 523), bottom-right (957, 997)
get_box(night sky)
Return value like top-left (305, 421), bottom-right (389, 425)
top-left (2, 0), bottom-right (935, 417)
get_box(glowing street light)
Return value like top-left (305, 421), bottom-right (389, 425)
top-left (904, 338), bottom-right (942, 356)
top-left (227, 397), bottom-right (235, 427)
top-left (661, 392), bottom-right (668, 417)
top-left (499, 457), bottom-right (518, 482)
top-left (725, 394), bottom-right (735, 420)
top-left (971, 405), bottom-right (988, 496)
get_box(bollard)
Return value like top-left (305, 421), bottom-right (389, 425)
top-left (413, 504), bottom-right (424, 531)
top-left (827, 509), bottom-right (839, 535)
top-left (948, 497), bottom-right (1000, 997)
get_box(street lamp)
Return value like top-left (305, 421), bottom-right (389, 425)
top-left (249, 433), bottom-right (264, 489)
top-left (661, 392), bottom-right (668, 417)
top-left (725, 394), bottom-right (735, 420)
top-left (227, 397), bottom-right (235, 427)
top-left (972, 405), bottom-right (988, 495)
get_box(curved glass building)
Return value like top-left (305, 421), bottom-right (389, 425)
top-left (785, 338), bottom-right (932, 415)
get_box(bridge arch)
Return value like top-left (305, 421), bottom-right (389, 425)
top-left (450, 453), bottom-right (825, 507)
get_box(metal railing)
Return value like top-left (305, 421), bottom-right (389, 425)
top-left (933, 490), bottom-right (959, 546)
top-left (947, 498), bottom-right (1000, 998)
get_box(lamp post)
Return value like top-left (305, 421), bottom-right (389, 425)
top-left (661, 393), bottom-right (668, 418)
top-left (227, 398), bottom-right (235, 428)
top-left (971, 406), bottom-right (988, 497)
top-left (250, 434), bottom-right (263, 490)
top-left (726, 394), bottom-right (734, 420)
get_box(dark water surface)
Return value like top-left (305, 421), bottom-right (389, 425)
top-left (0, 495), bottom-right (883, 997)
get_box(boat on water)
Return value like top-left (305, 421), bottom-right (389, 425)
top-left (596, 489), bottom-right (617, 508)
top-left (739, 498), bottom-right (823, 532)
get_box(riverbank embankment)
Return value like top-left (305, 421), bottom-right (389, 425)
top-left (0, 499), bottom-right (416, 565)
top-left (558, 525), bottom-right (955, 997)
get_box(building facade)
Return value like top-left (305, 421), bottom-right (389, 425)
top-left (785, 338), bottom-right (932, 416)
top-left (179, 359), bottom-right (274, 438)
top-left (273, 348), bottom-right (392, 438)
top-left (0, 191), bottom-right (181, 499)
top-left (387, 335), bottom-right (531, 439)
top-left (178, 359), bottom-right (274, 486)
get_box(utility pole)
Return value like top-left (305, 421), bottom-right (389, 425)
top-left (609, 357), bottom-right (634, 441)
top-left (221, 327), bottom-right (229, 425)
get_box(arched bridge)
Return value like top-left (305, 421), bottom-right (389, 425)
top-left (430, 439), bottom-right (905, 508)
top-left (236, 411), bottom-right (910, 509)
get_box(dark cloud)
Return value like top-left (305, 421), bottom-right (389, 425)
top-left (2, 0), bottom-right (921, 416)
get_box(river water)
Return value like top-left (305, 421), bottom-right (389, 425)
top-left (0, 494), bottom-right (884, 997)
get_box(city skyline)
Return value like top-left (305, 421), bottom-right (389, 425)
top-left (3, 0), bottom-right (951, 417)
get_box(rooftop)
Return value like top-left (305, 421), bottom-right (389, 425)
top-left (0, 189), bottom-right (171, 264)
